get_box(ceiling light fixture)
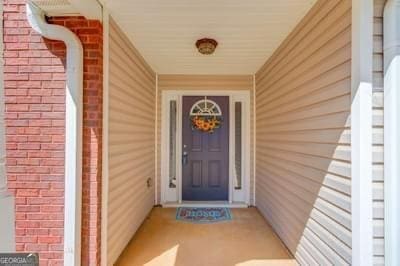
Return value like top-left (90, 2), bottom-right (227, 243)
top-left (196, 38), bottom-right (218, 55)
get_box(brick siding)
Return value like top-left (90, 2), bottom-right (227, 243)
top-left (3, 1), bottom-right (103, 265)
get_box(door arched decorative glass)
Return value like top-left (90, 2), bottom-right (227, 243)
top-left (189, 97), bottom-right (222, 133)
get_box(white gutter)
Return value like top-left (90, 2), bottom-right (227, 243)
top-left (26, 2), bottom-right (83, 266)
top-left (384, 1), bottom-right (400, 265)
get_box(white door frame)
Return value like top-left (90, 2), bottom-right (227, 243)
top-left (161, 90), bottom-right (251, 205)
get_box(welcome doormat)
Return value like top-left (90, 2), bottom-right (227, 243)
top-left (176, 207), bottom-right (232, 223)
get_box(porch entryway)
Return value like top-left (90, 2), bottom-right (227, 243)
top-left (115, 207), bottom-right (295, 266)
top-left (2, 0), bottom-right (385, 265)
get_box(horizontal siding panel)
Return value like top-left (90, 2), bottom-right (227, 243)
top-left (258, 151), bottom-right (350, 186)
top-left (256, 197), bottom-right (300, 251)
top-left (374, 256), bottom-right (385, 266)
top-left (257, 0), bottom-right (349, 77)
top-left (258, 79), bottom-right (351, 119)
top-left (314, 198), bottom-right (351, 230)
top-left (373, 220), bottom-right (384, 238)
top-left (257, 112), bottom-right (351, 132)
top-left (256, 185), bottom-right (310, 247)
top-left (258, 95), bottom-right (351, 126)
top-left (318, 186), bottom-right (351, 212)
top-left (258, 129), bottom-right (351, 144)
top-left (306, 218), bottom-right (351, 263)
top-left (258, 148), bottom-right (351, 178)
top-left (373, 128), bottom-right (384, 145)
top-left (107, 17), bottom-right (156, 265)
top-left (258, 141), bottom-right (350, 161)
top-left (373, 238), bottom-right (385, 256)
top-left (373, 109), bottom-right (384, 126)
top-left (302, 227), bottom-right (349, 265)
top-left (257, 52), bottom-right (351, 105)
top-left (310, 208), bottom-right (351, 246)
top-left (158, 75), bottom-right (253, 90)
top-left (257, 164), bottom-right (321, 206)
top-left (373, 182), bottom-right (384, 200)
top-left (373, 164), bottom-right (384, 181)
top-left (323, 174), bottom-right (351, 195)
top-left (373, 73), bottom-right (384, 89)
top-left (299, 235), bottom-right (331, 265)
top-left (259, 64), bottom-right (351, 110)
top-left (373, 201), bottom-right (385, 219)
top-left (255, 0), bottom-right (351, 264)
top-left (373, 91), bottom-right (383, 108)
top-left (257, 19), bottom-right (351, 92)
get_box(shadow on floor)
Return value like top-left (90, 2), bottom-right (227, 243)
top-left (115, 207), bottom-right (297, 266)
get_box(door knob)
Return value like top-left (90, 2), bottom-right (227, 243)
top-left (182, 151), bottom-right (189, 165)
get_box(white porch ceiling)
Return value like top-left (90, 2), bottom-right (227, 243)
top-left (102, 0), bottom-right (317, 75)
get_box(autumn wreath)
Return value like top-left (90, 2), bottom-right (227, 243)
top-left (191, 116), bottom-right (221, 133)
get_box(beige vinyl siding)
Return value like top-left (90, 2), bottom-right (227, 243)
top-left (156, 75), bottom-right (255, 204)
top-left (372, 0), bottom-right (385, 264)
top-left (255, 0), bottom-right (352, 264)
top-left (107, 18), bottom-right (156, 265)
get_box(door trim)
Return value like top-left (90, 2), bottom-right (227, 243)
top-left (161, 90), bottom-right (251, 205)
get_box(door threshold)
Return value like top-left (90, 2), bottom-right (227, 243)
top-left (162, 201), bottom-right (249, 208)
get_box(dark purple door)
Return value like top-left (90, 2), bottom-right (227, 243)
top-left (182, 96), bottom-right (229, 201)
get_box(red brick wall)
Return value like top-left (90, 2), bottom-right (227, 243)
top-left (3, 1), bottom-right (103, 265)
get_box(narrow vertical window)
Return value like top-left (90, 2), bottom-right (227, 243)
top-left (169, 101), bottom-right (177, 188)
top-left (235, 102), bottom-right (242, 190)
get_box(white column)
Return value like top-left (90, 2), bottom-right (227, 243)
top-left (384, 1), bottom-right (400, 265)
top-left (351, 0), bottom-right (374, 265)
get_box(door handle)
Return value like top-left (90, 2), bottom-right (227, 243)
top-left (182, 151), bottom-right (189, 166)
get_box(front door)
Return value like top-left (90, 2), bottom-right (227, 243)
top-left (182, 96), bottom-right (229, 201)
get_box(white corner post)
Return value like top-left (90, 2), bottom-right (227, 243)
top-left (155, 73), bottom-right (159, 205)
top-left (26, 2), bottom-right (83, 266)
top-left (101, 6), bottom-right (110, 266)
top-left (0, 0), bottom-right (16, 252)
top-left (351, 0), bottom-right (373, 265)
top-left (252, 74), bottom-right (256, 206)
top-left (384, 1), bottom-right (400, 265)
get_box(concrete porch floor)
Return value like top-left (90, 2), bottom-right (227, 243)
top-left (115, 207), bottom-right (296, 266)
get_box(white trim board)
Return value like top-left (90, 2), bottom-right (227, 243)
top-left (163, 201), bottom-right (248, 208)
top-left (252, 75), bottom-right (256, 206)
top-left (160, 90), bottom-right (251, 206)
top-left (100, 8), bottom-right (110, 266)
top-left (154, 74), bottom-right (159, 205)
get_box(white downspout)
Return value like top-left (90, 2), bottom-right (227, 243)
top-left (384, 1), bottom-right (400, 265)
top-left (26, 2), bottom-right (83, 266)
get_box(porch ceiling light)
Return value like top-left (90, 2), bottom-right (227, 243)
top-left (196, 38), bottom-right (218, 55)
